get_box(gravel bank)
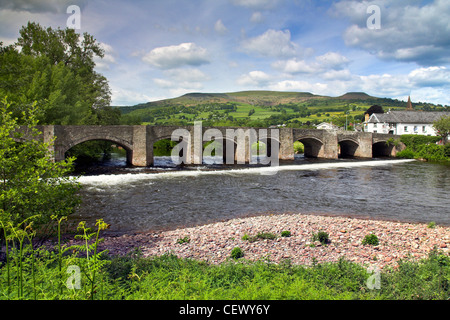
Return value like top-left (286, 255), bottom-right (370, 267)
top-left (94, 213), bottom-right (450, 269)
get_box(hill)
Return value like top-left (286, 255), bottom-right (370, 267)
top-left (119, 91), bottom-right (378, 113)
top-left (116, 91), bottom-right (446, 128)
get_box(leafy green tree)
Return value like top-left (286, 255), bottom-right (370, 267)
top-left (433, 115), bottom-right (450, 141)
top-left (0, 97), bottom-right (81, 232)
top-left (0, 22), bottom-right (115, 126)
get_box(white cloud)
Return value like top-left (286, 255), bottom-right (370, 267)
top-left (111, 88), bottom-right (153, 106)
top-left (272, 52), bottom-right (350, 74)
top-left (142, 43), bottom-right (210, 69)
top-left (408, 66), bottom-right (450, 87)
top-left (231, 0), bottom-right (281, 10)
top-left (237, 70), bottom-right (272, 87)
top-left (315, 52), bottom-right (350, 70)
top-left (272, 59), bottom-right (316, 74)
top-left (241, 29), bottom-right (299, 58)
top-left (153, 68), bottom-right (211, 96)
top-left (250, 11), bottom-right (264, 23)
top-left (269, 80), bottom-right (328, 94)
top-left (94, 42), bottom-right (117, 71)
top-left (332, 0), bottom-right (450, 65)
top-left (214, 19), bottom-right (228, 34)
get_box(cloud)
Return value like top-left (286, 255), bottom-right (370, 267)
top-left (241, 29), bottom-right (299, 58)
top-left (0, 0), bottom-right (87, 13)
top-left (272, 52), bottom-right (350, 74)
top-left (250, 11), bottom-right (264, 23)
top-left (214, 19), bottom-right (228, 34)
top-left (269, 80), bottom-right (329, 94)
top-left (111, 88), bottom-right (153, 106)
top-left (231, 0), bottom-right (281, 10)
top-left (94, 43), bottom-right (117, 71)
top-left (153, 68), bottom-right (211, 95)
top-left (408, 66), bottom-right (450, 87)
top-left (142, 43), bottom-right (210, 69)
top-left (332, 0), bottom-right (450, 65)
top-left (237, 70), bottom-right (272, 87)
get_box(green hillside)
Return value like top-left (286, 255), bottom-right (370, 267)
top-left (116, 91), bottom-right (446, 129)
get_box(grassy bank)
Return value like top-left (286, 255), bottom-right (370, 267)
top-left (1, 245), bottom-right (449, 300)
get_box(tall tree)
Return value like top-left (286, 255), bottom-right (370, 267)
top-left (0, 22), bottom-right (118, 126)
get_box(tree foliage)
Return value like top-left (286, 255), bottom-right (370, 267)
top-left (0, 22), bottom-right (118, 126)
top-left (433, 115), bottom-right (450, 141)
top-left (0, 97), bottom-right (81, 231)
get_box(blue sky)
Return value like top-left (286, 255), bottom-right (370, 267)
top-left (1, 0), bottom-right (449, 106)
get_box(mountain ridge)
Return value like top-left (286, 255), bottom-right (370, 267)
top-left (121, 91), bottom-right (381, 111)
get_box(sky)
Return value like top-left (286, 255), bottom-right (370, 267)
top-left (1, 0), bottom-right (449, 106)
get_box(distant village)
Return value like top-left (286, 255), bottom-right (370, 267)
top-left (315, 96), bottom-right (449, 139)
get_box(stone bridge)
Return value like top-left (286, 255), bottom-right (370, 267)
top-left (27, 125), bottom-right (401, 166)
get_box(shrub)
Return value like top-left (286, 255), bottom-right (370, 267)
top-left (427, 221), bottom-right (436, 229)
top-left (242, 232), bottom-right (277, 242)
top-left (177, 236), bottom-right (190, 244)
top-left (312, 231), bottom-right (329, 245)
top-left (362, 234), bottom-right (379, 246)
top-left (416, 144), bottom-right (447, 161)
top-left (231, 247), bottom-right (244, 260)
top-left (281, 230), bottom-right (291, 237)
top-left (396, 148), bottom-right (416, 159)
top-left (256, 232), bottom-right (277, 240)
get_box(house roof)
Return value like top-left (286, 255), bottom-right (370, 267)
top-left (368, 111), bottom-right (450, 124)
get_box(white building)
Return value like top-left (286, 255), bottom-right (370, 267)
top-left (316, 122), bottom-right (338, 130)
top-left (364, 110), bottom-right (450, 136)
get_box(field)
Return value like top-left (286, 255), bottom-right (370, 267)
top-left (117, 91), bottom-right (441, 128)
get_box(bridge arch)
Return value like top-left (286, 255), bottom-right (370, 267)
top-left (62, 136), bottom-right (134, 164)
top-left (338, 139), bottom-right (360, 158)
top-left (372, 141), bottom-right (394, 157)
top-left (296, 137), bottom-right (323, 158)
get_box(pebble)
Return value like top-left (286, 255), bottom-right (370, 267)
top-left (87, 212), bottom-right (449, 270)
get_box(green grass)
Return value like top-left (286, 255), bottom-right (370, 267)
top-left (1, 245), bottom-right (449, 300)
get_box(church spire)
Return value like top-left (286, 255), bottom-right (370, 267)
top-left (406, 96), bottom-right (413, 111)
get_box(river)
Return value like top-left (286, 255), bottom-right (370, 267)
top-left (72, 155), bottom-right (450, 234)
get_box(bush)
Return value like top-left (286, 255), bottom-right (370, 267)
top-left (444, 143), bottom-right (450, 157)
top-left (231, 247), bottom-right (244, 260)
top-left (396, 148), bottom-right (416, 159)
top-left (281, 230), bottom-right (291, 237)
top-left (400, 135), bottom-right (441, 152)
top-left (362, 234), bottom-right (379, 246)
top-left (312, 231), bottom-right (330, 245)
top-left (416, 144), bottom-right (447, 161)
top-left (242, 232), bottom-right (277, 242)
top-left (177, 236), bottom-right (190, 244)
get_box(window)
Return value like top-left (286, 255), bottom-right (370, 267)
top-left (373, 123), bottom-right (377, 128)
top-left (422, 126), bottom-right (426, 132)
top-left (414, 126), bottom-right (418, 133)
top-left (404, 126), bottom-right (408, 132)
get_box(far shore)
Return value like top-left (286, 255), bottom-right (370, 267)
top-left (79, 212), bottom-right (450, 269)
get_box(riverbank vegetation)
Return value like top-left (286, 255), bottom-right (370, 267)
top-left (395, 134), bottom-right (450, 162)
top-left (1, 219), bottom-right (449, 300)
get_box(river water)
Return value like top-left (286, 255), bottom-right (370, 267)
top-left (72, 155), bottom-right (450, 234)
